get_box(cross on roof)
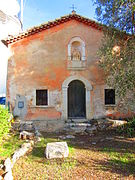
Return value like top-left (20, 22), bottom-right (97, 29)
top-left (70, 4), bottom-right (77, 14)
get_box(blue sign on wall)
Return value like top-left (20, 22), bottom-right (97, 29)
top-left (0, 97), bottom-right (6, 105)
top-left (18, 101), bottom-right (24, 108)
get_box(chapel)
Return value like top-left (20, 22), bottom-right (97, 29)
top-left (4, 12), bottom-right (130, 132)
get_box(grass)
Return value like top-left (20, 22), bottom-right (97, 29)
top-left (27, 137), bottom-right (76, 166)
top-left (101, 147), bottom-right (135, 173)
top-left (0, 133), bottom-right (77, 179)
top-left (13, 137), bottom-right (77, 180)
top-left (0, 133), bottom-right (23, 161)
top-left (11, 131), bottom-right (135, 179)
top-left (28, 137), bottom-right (75, 160)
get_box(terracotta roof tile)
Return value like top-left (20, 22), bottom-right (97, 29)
top-left (3, 13), bottom-right (104, 45)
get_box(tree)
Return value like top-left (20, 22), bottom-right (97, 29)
top-left (94, 0), bottom-right (135, 34)
top-left (94, 0), bottom-right (135, 112)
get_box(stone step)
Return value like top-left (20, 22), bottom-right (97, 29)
top-left (67, 126), bottom-right (87, 133)
top-left (71, 118), bottom-right (88, 123)
top-left (64, 119), bottom-right (115, 134)
top-left (64, 122), bottom-right (96, 134)
top-left (66, 122), bottom-right (91, 127)
top-left (64, 124), bottom-right (97, 134)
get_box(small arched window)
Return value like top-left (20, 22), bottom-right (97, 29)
top-left (68, 37), bottom-right (85, 61)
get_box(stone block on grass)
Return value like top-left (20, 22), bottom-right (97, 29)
top-left (45, 142), bottom-right (69, 159)
top-left (19, 131), bottom-right (34, 140)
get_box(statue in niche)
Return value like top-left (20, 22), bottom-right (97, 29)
top-left (71, 48), bottom-right (81, 61)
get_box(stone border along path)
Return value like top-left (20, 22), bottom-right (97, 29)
top-left (0, 141), bottom-right (34, 180)
top-left (0, 130), bottom-right (42, 180)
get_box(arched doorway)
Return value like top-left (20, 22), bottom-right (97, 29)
top-left (68, 80), bottom-right (86, 118)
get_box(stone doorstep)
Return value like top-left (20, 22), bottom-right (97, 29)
top-left (71, 119), bottom-right (88, 123)
top-left (67, 123), bottom-right (92, 127)
top-left (64, 118), bottom-right (117, 134)
top-left (70, 126), bottom-right (87, 130)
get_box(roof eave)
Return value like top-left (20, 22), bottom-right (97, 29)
top-left (4, 13), bottom-right (104, 45)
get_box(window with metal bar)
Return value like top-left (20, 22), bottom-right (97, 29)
top-left (105, 89), bottom-right (115, 105)
top-left (36, 90), bottom-right (48, 106)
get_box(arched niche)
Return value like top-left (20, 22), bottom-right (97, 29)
top-left (68, 37), bottom-right (85, 61)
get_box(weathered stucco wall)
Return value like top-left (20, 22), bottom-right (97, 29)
top-left (7, 19), bottom-right (107, 122)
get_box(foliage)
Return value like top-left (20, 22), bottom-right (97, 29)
top-left (117, 117), bottom-right (135, 137)
top-left (0, 105), bottom-right (12, 144)
top-left (99, 31), bottom-right (135, 111)
top-left (94, 0), bottom-right (135, 111)
top-left (94, 0), bottom-right (135, 34)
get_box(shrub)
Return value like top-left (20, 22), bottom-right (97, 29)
top-left (0, 105), bottom-right (12, 144)
top-left (117, 117), bottom-right (135, 137)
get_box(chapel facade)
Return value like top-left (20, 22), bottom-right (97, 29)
top-left (4, 13), bottom-right (130, 131)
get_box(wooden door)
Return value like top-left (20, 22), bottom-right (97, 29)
top-left (68, 80), bottom-right (86, 118)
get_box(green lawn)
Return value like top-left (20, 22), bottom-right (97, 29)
top-left (0, 122), bottom-right (135, 179)
top-left (12, 131), bottom-right (135, 180)
top-left (101, 147), bottom-right (135, 174)
top-left (0, 133), bottom-right (23, 161)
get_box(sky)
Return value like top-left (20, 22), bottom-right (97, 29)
top-left (17, 0), bottom-right (97, 30)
